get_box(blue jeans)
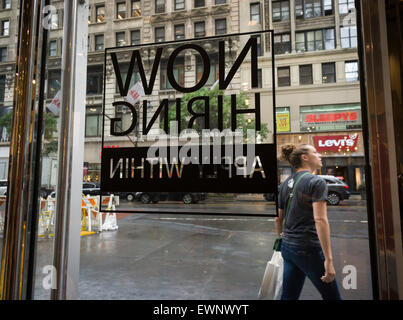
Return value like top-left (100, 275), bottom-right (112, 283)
top-left (280, 242), bottom-right (342, 300)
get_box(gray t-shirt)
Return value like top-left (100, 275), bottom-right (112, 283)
top-left (278, 171), bottom-right (328, 247)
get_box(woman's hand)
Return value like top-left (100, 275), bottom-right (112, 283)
top-left (275, 209), bottom-right (285, 237)
top-left (321, 259), bottom-right (336, 283)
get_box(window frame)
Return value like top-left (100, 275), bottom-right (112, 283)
top-left (295, 28), bottom-right (335, 52)
top-left (0, 20), bottom-right (9, 36)
top-left (215, 18), bottom-right (227, 36)
top-left (174, 0), bottom-right (185, 10)
top-left (299, 64), bottom-right (313, 85)
top-left (272, 0), bottom-right (290, 22)
top-left (295, 0), bottom-right (333, 19)
top-left (131, 0), bottom-right (141, 17)
top-left (86, 65), bottom-right (104, 95)
top-left (155, 0), bottom-right (165, 13)
top-left (250, 2), bottom-right (261, 24)
top-left (339, 0), bottom-right (355, 14)
top-left (345, 60), bottom-right (359, 82)
top-left (96, 5), bottom-right (105, 23)
top-left (340, 26), bottom-right (357, 48)
top-left (85, 106), bottom-right (103, 137)
top-left (174, 24), bottom-right (185, 40)
top-left (277, 66), bottom-right (291, 87)
top-left (116, 31), bottom-right (126, 47)
top-left (94, 34), bottom-right (104, 51)
top-left (0, 47), bottom-right (6, 62)
top-left (131, 30), bottom-right (141, 45)
top-left (194, 0), bottom-right (205, 8)
top-left (116, 2), bottom-right (126, 19)
top-left (194, 21), bottom-right (206, 38)
top-left (49, 40), bottom-right (57, 57)
top-left (155, 26), bottom-right (165, 42)
top-left (322, 62), bottom-right (336, 83)
top-left (274, 33), bottom-right (291, 54)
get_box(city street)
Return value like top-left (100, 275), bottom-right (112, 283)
top-left (31, 195), bottom-right (373, 300)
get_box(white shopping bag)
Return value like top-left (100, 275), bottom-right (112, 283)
top-left (258, 251), bottom-right (284, 300)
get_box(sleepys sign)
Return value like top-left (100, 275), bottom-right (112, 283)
top-left (100, 31), bottom-right (277, 194)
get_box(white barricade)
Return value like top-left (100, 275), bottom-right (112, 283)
top-left (0, 196), bottom-right (6, 233)
top-left (81, 194), bottom-right (118, 233)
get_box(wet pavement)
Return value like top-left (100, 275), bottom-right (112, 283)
top-left (30, 197), bottom-right (373, 300)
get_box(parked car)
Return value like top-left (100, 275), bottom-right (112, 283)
top-left (135, 192), bottom-right (207, 204)
top-left (0, 179), bottom-right (7, 196)
top-left (263, 175), bottom-right (350, 206)
top-left (82, 182), bottom-right (100, 196)
top-left (319, 175), bottom-right (350, 205)
top-left (49, 182), bottom-right (101, 198)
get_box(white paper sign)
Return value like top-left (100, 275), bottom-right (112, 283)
top-left (125, 82), bottom-right (144, 105)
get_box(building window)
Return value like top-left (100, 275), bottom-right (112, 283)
top-left (174, 24), bottom-right (185, 40)
top-left (257, 69), bottom-right (262, 88)
top-left (175, 0), bottom-right (185, 10)
top-left (85, 106), bottom-right (103, 137)
top-left (295, 28), bottom-right (334, 52)
top-left (88, 36), bottom-right (91, 52)
top-left (131, 30), bottom-right (141, 45)
top-left (272, 1), bottom-right (290, 22)
top-left (299, 64), bottom-right (313, 85)
top-left (49, 40), bottom-right (57, 56)
top-left (114, 104), bottom-right (136, 133)
top-left (155, 0), bottom-right (165, 13)
top-left (155, 27), bottom-right (165, 42)
top-left (115, 63), bottom-right (140, 93)
top-left (278, 66), bottom-right (290, 87)
top-left (0, 75), bottom-right (5, 102)
top-left (322, 62), bottom-right (335, 83)
top-left (47, 70), bottom-right (61, 99)
top-left (132, 0), bottom-right (141, 17)
top-left (196, 54), bottom-right (218, 86)
top-left (252, 35), bottom-right (263, 56)
top-left (87, 65), bottom-right (103, 95)
top-left (116, 32), bottom-right (126, 47)
top-left (2, 0), bottom-right (10, 9)
top-left (340, 26), bottom-right (357, 48)
top-left (345, 61), bottom-right (359, 82)
top-left (96, 5), bottom-right (105, 23)
top-left (95, 34), bottom-right (104, 51)
top-left (194, 21), bottom-right (205, 38)
top-left (161, 57), bottom-right (185, 90)
top-left (215, 19), bottom-right (226, 35)
top-left (195, 0), bottom-right (205, 8)
top-left (1, 20), bottom-right (9, 36)
top-left (0, 47), bottom-right (6, 62)
top-left (339, 0), bottom-right (355, 14)
top-left (215, 0), bottom-right (226, 4)
top-left (274, 33), bottom-right (291, 54)
top-left (250, 3), bottom-right (261, 24)
top-left (295, 0), bottom-right (333, 19)
top-left (117, 2), bottom-right (126, 19)
top-left (51, 11), bottom-right (59, 29)
top-left (88, 6), bottom-right (92, 24)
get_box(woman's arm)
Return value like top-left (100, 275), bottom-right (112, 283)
top-left (313, 200), bottom-right (336, 283)
top-left (275, 208), bottom-right (285, 237)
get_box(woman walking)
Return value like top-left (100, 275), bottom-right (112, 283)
top-left (275, 144), bottom-right (342, 300)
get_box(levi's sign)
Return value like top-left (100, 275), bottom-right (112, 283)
top-left (313, 134), bottom-right (359, 152)
top-left (100, 31), bottom-right (277, 195)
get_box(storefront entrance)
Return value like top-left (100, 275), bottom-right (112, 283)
top-left (1, 0), bottom-right (402, 300)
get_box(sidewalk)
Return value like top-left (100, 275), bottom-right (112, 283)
top-left (34, 211), bottom-right (373, 300)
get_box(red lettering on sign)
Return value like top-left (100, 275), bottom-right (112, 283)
top-left (305, 111), bottom-right (359, 123)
